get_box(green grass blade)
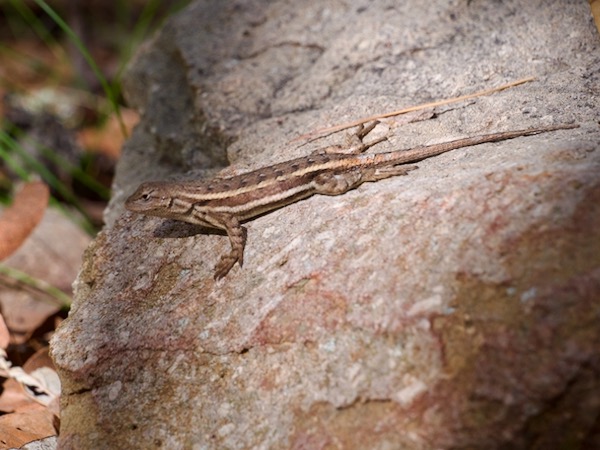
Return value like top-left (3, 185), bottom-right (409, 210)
top-left (32, 0), bottom-right (127, 137)
top-left (0, 265), bottom-right (71, 309)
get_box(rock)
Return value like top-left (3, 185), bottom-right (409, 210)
top-left (51, 1), bottom-right (600, 449)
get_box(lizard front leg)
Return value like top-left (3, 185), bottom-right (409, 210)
top-left (314, 121), bottom-right (387, 156)
top-left (213, 214), bottom-right (247, 280)
top-left (191, 207), bottom-right (247, 279)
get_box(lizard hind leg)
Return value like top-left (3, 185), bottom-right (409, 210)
top-left (362, 164), bottom-right (419, 183)
top-left (312, 170), bottom-right (365, 195)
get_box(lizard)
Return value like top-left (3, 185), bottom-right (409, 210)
top-left (125, 122), bottom-right (578, 279)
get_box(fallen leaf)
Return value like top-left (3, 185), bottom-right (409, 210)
top-left (0, 349), bottom-right (60, 416)
top-left (590, 0), bottom-right (600, 34)
top-left (0, 313), bottom-right (8, 349)
top-left (0, 182), bottom-right (49, 261)
top-left (77, 107), bottom-right (139, 159)
top-left (0, 378), bottom-right (32, 414)
top-left (0, 407), bottom-right (57, 448)
top-left (22, 347), bottom-right (55, 373)
top-left (1, 208), bottom-right (89, 343)
top-left (0, 349), bottom-right (58, 407)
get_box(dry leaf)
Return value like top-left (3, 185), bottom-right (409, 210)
top-left (0, 349), bottom-right (60, 408)
top-left (1, 207), bottom-right (89, 344)
top-left (0, 349), bottom-right (60, 415)
top-left (77, 108), bottom-right (139, 159)
top-left (0, 182), bottom-right (50, 261)
top-left (0, 313), bottom-right (8, 350)
top-left (22, 347), bottom-right (55, 373)
top-left (0, 347), bottom-right (59, 447)
top-left (0, 407), bottom-right (57, 448)
top-left (591, 0), bottom-right (600, 34)
top-left (0, 378), bottom-right (32, 414)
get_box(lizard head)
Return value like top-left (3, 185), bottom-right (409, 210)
top-left (125, 182), bottom-right (180, 218)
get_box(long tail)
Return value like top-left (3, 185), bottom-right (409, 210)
top-left (372, 123), bottom-right (579, 166)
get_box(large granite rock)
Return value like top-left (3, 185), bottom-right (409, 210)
top-left (51, 1), bottom-right (600, 448)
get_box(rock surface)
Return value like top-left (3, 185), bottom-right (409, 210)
top-left (51, 1), bottom-right (600, 449)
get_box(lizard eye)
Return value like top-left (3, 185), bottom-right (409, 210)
top-left (141, 193), bottom-right (151, 201)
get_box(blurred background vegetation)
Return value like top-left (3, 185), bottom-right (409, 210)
top-left (0, 0), bottom-right (190, 232)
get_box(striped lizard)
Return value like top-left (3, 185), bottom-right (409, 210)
top-left (125, 122), bottom-right (577, 279)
